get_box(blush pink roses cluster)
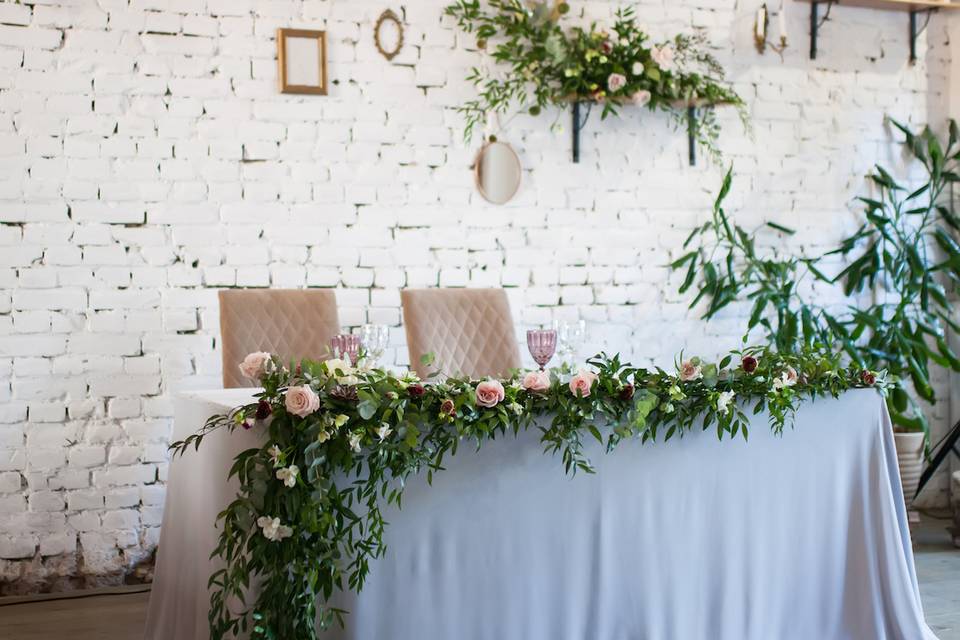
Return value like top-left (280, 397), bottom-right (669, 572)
top-left (521, 370), bottom-right (551, 393)
top-left (569, 370), bottom-right (598, 398)
top-left (475, 379), bottom-right (506, 408)
top-left (285, 385), bottom-right (320, 418)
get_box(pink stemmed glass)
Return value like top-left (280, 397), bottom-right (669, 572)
top-left (527, 329), bottom-right (557, 371)
top-left (330, 334), bottom-right (362, 365)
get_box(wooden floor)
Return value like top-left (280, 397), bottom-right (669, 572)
top-left (0, 519), bottom-right (957, 640)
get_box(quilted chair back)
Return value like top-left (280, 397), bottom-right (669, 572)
top-left (219, 289), bottom-right (341, 388)
top-left (401, 288), bottom-right (521, 380)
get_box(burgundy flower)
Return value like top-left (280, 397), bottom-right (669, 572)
top-left (741, 356), bottom-right (758, 374)
top-left (241, 420), bottom-right (254, 430)
top-left (860, 370), bottom-right (876, 386)
top-left (600, 40), bottom-right (613, 55)
top-left (255, 400), bottom-right (273, 421)
top-left (619, 383), bottom-right (635, 401)
top-left (440, 398), bottom-right (456, 417)
top-left (408, 383), bottom-right (425, 399)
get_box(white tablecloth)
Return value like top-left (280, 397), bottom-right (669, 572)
top-left (145, 389), bottom-right (937, 640)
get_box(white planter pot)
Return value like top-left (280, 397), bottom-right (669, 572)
top-left (894, 432), bottom-right (925, 509)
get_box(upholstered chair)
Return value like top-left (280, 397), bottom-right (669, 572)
top-left (219, 289), bottom-right (341, 388)
top-left (401, 288), bottom-right (521, 380)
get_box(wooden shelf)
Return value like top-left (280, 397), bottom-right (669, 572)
top-left (797, 0), bottom-right (958, 10)
top-left (798, 0), bottom-right (958, 62)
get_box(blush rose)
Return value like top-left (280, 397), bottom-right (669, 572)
top-left (521, 370), bottom-right (551, 393)
top-left (285, 385), bottom-right (320, 418)
top-left (475, 379), bottom-right (506, 408)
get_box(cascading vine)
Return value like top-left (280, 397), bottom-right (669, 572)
top-left (171, 345), bottom-right (886, 639)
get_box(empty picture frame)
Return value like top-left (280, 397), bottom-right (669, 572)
top-left (277, 28), bottom-right (327, 95)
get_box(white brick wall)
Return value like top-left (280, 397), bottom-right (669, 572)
top-left (0, 0), bottom-right (954, 592)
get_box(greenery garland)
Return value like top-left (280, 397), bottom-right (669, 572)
top-left (444, 1), bottom-right (748, 160)
top-left (172, 344), bottom-right (885, 639)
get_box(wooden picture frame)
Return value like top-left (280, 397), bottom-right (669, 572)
top-left (277, 28), bottom-right (327, 95)
top-left (374, 9), bottom-right (404, 61)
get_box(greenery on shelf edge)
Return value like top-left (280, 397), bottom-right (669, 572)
top-left (173, 347), bottom-right (884, 639)
top-left (672, 118), bottom-right (960, 441)
top-left (444, 0), bottom-right (747, 160)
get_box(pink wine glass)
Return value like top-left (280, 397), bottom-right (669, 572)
top-left (330, 334), bottom-right (362, 365)
top-left (527, 329), bottom-right (557, 371)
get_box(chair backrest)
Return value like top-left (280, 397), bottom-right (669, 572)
top-left (401, 288), bottom-right (521, 380)
top-left (219, 289), bottom-right (340, 388)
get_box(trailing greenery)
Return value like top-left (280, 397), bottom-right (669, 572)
top-left (672, 118), bottom-right (960, 439)
top-left (173, 346), bottom-right (884, 639)
top-left (444, 0), bottom-right (746, 160)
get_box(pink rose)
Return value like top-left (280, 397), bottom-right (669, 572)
top-left (475, 379), bottom-right (505, 408)
top-left (785, 366), bottom-right (798, 384)
top-left (569, 370), bottom-right (598, 398)
top-left (679, 360), bottom-right (702, 382)
top-left (607, 72), bottom-right (627, 93)
top-left (650, 45), bottom-right (675, 71)
top-left (521, 370), bottom-right (551, 393)
top-left (239, 352), bottom-right (271, 381)
top-left (284, 385), bottom-right (320, 418)
top-left (631, 90), bottom-right (651, 107)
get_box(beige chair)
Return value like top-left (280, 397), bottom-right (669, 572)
top-left (401, 288), bottom-right (521, 379)
top-left (219, 289), bottom-right (340, 388)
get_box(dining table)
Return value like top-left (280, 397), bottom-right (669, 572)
top-left (144, 387), bottom-right (938, 640)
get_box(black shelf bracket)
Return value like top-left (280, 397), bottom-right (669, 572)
top-left (909, 8), bottom-right (935, 65)
top-left (809, 1), bottom-right (835, 60)
top-left (571, 101), bottom-right (592, 163)
top-left (687, 105), bottom-right (698, 167)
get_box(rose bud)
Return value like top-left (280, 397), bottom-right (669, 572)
top-left (860, 370), bottom-right (876, 386)
top-left (440, 398), bottom-right (456, 417)
top-left (741, 356), bottom-right (758, 374)
top-left (408, 383), bottom-right (426, 399)
top-left (255, 399), bottom-right (273, 421)
top-left (619, 383), bottom-right (635, 401)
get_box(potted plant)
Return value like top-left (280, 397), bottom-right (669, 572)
top-left (672, 119), bottom-right (960, 511)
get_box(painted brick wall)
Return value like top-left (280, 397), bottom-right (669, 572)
top-left (0, 0), bottom-right (953, 592)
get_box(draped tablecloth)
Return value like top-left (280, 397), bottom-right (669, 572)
top-left (145, 388), bottom-right (937, 640)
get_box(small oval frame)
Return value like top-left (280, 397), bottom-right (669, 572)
top-left (374, 9), bottom-right (404, 61)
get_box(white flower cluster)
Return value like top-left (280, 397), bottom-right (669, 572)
top-left (257, 516), bottom-right (293, 542)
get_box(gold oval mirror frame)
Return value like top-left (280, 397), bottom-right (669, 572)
top-left (375, 10), bottom-right (404, 61)
top-left (474, 140), bottom-right (522, 205)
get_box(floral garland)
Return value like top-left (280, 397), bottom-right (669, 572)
top-left (172, 345), bottom-right (886, 639)
top-left (444, 1), bottom-right (748, 160)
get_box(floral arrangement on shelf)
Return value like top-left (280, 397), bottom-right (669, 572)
top-left (444, 0), bottom-right (748, 160)
top-left (172, 345), bottom-right (886, 640)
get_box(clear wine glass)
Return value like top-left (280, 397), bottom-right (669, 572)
top-left (330, 334), bottom-right (362, 365)
top-left (553, 319), bottom-right (586, 366)
top-left (359, 324), bottom-right (390, 367)
top-left (527, 329), bottom-right (557, 371)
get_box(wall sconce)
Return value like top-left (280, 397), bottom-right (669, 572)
top-left (755, 2), bottom-right (788, 57)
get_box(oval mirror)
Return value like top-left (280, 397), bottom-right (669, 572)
top-left (374, 10), bottom-right (403, 61)
top-left (474, 140), bottom-right (522, 205)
